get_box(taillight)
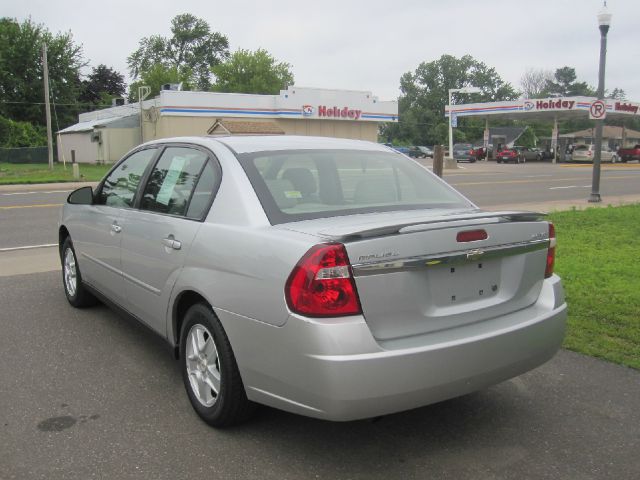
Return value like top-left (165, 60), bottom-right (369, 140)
top-left (457, 229), bottom-right (488, 242)
top-left (285, 243), bottom-right (362, 317)
top-left (545, 223), bottom-right (556, 278)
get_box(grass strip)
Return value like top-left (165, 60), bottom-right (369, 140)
top-left (0, 162), bottom-right (110, 184)
top-left (550, 204), bottom-right (640, 370)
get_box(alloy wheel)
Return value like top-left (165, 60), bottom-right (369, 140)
top-left (63, 248), bottom-right (77, 297)
top-left (185, 324), bottom-right (221, 407)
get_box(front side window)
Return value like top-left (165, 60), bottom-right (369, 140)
top-left (140, 147), bottom-right (209, 217)
top-left (98, 149), bottom-right (157, 207)
top-left (239, 149), bottom-right (472, 224)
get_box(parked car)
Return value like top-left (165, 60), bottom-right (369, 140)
top-left (453, 143), bottom-right (476, 162)
top-left (569, 144), bottom-right (619, 163)
top-left (469, 146), bottom-right (487, 161)
top-left (496, 148), bottom-right (525, 163)
top-left (59, 136), bottom-right (566, 427)
top-left (408, 146), bottom-right (427, 159)
top-left (391, 146), bottom-right (411, 155)
top-left (417, 146), bottom-right (434, 158)
top-left (514, 146), bottom-right (543, 161)
top-left (617, 144), bottom-right (640, 162)
top-left (539, 149), bottom-right (554, 161)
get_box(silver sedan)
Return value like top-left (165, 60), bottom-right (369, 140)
top-left (59, 136), bottom-right (566, 427)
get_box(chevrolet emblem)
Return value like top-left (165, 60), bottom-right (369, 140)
top-left (466, 249), bottom-right (485, 261)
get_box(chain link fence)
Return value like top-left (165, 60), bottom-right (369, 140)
top-left (0, 147), bottom-right (57, 164)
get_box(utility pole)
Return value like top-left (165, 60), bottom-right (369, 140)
top-left (42, 43), bottom-right (54, 170)
top-left (138, 86), bottom-right (151, 145)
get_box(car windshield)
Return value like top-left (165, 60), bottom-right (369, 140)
top-left (573, 145), bottom-right (589, 151)
top-left (237, 149), bottom-right (472, 224)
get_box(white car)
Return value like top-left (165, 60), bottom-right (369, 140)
top-left (570, 144), bottom-right (619, 163)
top-left (59, 135), bottom-right (566, 427)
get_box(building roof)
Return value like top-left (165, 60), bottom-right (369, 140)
top-left (559, 125), bottom-right (640, 139)
top-left (57, 114), bottom-right (139, 134)
top-left (207, 119), bottom-right (285, 135)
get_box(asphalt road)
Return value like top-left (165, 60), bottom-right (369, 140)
top-left (1, 162), bottom-right (639, 250)
top-left (1, 271), bottom-right (639, 479)
top-left (447, 162), bottom-right (640, 206)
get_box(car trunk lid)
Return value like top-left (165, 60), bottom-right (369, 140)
top-left (281, 210), bottom-right (551, 341)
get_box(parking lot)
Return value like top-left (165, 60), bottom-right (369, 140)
top-left (0, 272), bottom-right (638, 479)
top-left (1, 161), bottom-right (640, 479)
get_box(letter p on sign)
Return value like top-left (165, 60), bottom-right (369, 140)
top-left (589, 100), bottom-right (607, 120)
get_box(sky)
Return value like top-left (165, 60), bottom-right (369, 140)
top-left (5, 0), bottom-right (640, 102)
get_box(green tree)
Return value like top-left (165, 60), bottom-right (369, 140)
top-left (381, 54), bottom-right (518, 147)
top-left (543, 67), bottom-right (595, 97)
top-left (128, 64), bottom-right (193, 101)
top-left (80, 64), bottom-right (126, 106)
top-left (0, 17), bottom-right (85, 127)
top-left (0, 115), bottom-right (46, 147)
top-left (211, 48), bottom-right (294, 94)
top-left (127, 14), bottom-right (229, 91)
top-left (609, 88), bottom-right (626, 100)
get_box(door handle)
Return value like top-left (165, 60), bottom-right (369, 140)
top-left (111, 223), bottom-right (122, 233)
top-left (162, 236), bottom-right (182, 250)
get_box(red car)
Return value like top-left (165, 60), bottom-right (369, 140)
top-left (496, 148), bottom-right (524, 164)
top-left (469, 147), bottom-right (487, 161)
top-left (617, 144), bottom-right (640, 162)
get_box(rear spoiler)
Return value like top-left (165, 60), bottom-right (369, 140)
top-left (318, 211), bottom-right (546, 241)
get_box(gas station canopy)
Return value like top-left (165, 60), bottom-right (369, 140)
top-left (445, 96), bottom-right (639, 121)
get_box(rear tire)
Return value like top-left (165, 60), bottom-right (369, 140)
top-left (180, 303), bottom-right (256, 427)
top-left (61, 237), bottom-right (97, 308)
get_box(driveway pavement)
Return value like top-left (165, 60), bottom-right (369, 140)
top-left (1, 271), bottom-right (639, 479)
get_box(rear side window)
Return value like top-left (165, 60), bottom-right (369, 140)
top-left (140, 147), bottom-right (208, 217)
top-left (98, 149), bottom-right (157, 207)
top-left (186, 161), bottom-right (217, 219)
top-left (239, 149), bottom-right (471, 224)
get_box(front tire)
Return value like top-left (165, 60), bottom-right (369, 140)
top-left (61, 237), bottom-right (97, 308)
top-left (180, 303), bottom-right (255, 427)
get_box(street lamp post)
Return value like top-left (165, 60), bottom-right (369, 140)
top-left (448, 86), bottom-right (481, 160)
top-left (589, 2), bottom-right (612, 203)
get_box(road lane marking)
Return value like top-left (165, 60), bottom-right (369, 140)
top-left (549, 185), bottom-right (591, 190)
top-left (561, 164), bottom-right (640, 168)
top-left (0, 190), bottom-right (71, 196)
top-left (0, 203), bottom-right (63, 210)
top-left (451, 175), bottom-right (636, 187)
top-left (0, 244), bottom-right (57, 252)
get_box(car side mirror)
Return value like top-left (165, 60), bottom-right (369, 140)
top-left (67, 186), bottom-right (94, 205)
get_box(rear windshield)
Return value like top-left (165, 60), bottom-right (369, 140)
top-left (237, 149), bottom-right (472, 224)
top-left (573, 145), bottom-right (589, 151)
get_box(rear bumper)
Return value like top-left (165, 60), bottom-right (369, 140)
top-left (222, 276), bottom-right (567, 422)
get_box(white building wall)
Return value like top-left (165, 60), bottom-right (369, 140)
top-left (57, 132), bottom-right (97, 164)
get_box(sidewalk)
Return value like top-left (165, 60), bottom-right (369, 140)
top-left (482, 193), bottom-right (640, 213)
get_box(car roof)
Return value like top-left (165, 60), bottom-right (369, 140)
top-left (143, 135), bottom-right (391, 155)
